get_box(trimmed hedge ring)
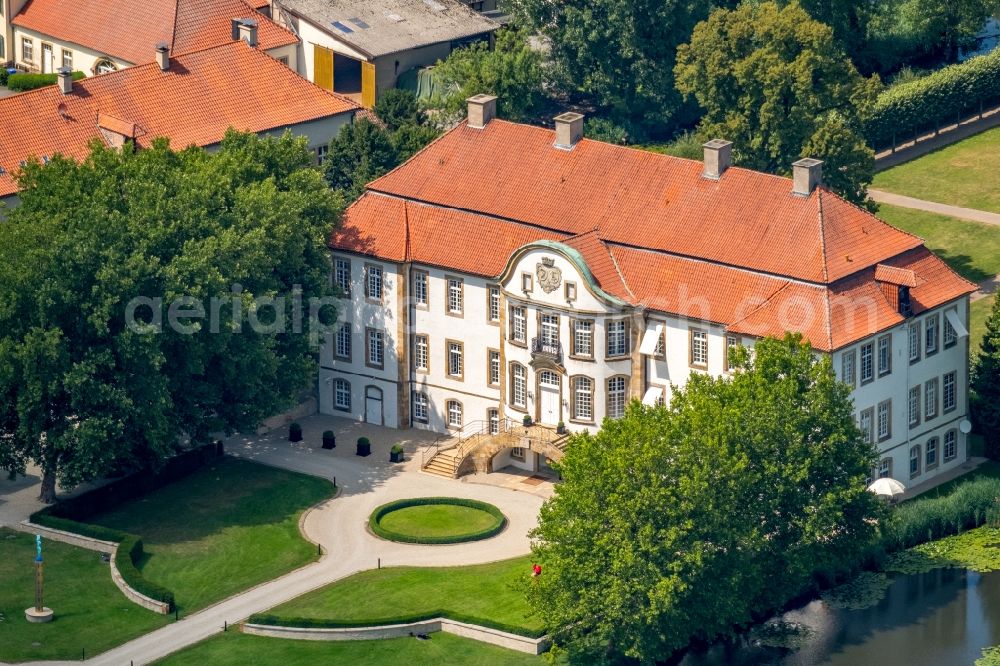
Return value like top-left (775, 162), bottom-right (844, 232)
top-left (369, 497), bottom-right (507, 545)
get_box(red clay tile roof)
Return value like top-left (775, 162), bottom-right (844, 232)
top-left (334, 121), bottom-right (976, 351)
top-left (369, 120), bottom-right (924, 283)
top-left (0, 41), bottom-right (359, 198)
top-left (874, 263), bottom-right (918, 287)
top-left (12, 0), bottom-right (296, 67)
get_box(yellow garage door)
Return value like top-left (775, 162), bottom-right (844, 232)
top-left (361, 61), bottom-right (376, 108)
top-left (314, 45), bottom-right (333, 91)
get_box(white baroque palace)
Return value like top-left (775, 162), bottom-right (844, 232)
top-left (321, 95), bottom-right (976, 484)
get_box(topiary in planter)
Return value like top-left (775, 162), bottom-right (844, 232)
top-left (356, 436), bottom-right (371, 457)
top-left (289, 422), bottom-right (303, 442)
top-left (556, 421), bottom-right (566, 434)
top-left (522, 414), bottom-right (532, 426)
top-left (322, 430), bottom-right (336, 450)
top-left (390, 444), bottom-right (405, 463)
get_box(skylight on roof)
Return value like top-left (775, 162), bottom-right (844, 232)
top-left (331, 20), bottom-right (354, 33)
top-left (348, 17), bottom-right (370, 29)
top-left (423, 0), bottom-right (446, 11)
top-left (385, 12), bottom-right (404, 22)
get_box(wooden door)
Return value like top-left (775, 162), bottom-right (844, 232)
top-left (361, 61), bottom-right (376, 108)
top-left (313, 45), bottom-right (333, 91)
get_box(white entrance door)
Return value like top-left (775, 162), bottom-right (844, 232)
top-left (365, 386), bottom-right (383, 425)
top-left (42, 44), bottom-right (53, 74)
top-left (538, 371), bottom-right (560, 425)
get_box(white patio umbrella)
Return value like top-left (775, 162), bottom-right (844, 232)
top-left (868, 477), bottom-right (906, 498)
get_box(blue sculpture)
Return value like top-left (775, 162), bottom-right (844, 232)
top-left (35, 534), bottom-right (42, 563)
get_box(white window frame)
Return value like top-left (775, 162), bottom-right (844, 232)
top-left (365, 264), bottom-right (383, 302)
top-left (413, 270), bottom-right (428, 308)
top-left (510, 305), bottom-right (526, 344)
top-left (607, 320), bottom-right (628, 358)
top-left (333, 378), bottom-right (351, 411)
top-left (607, 376), bottom-right (627, 419)
top-left (335, 323), bottom-right (352, 360)
top-left (572, 376), bottom-right (593, 422)
top-left (414, 334), bottom-right (429, 373)
top-left (572, 319), bottom-right (593, 358)
top-left (511, 363), bottom-right (527, 408)
top-left (334, 258), bottom-right (351, 298)
top-left (860, 343), bottom-right (874, 383)
top-left (413, 392), bottom-right (429, 423)
top-left (488, 286), bottom-right (501, 323)
top-left (366, 328), bottom-right (384, 369)
top-left (925, 314), bottom-right (938, 355)
top-left (446, 277), bottom-right (464, 315)
top-left (841, 350), bottom-right (856, 387)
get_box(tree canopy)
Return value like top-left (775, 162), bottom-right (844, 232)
top-left (527, 334), bottom-right (884, 663)
top-left (972, 296), bottom-right (1000, 460)
top-left (675, 1), bottom-right (880, 205)
top-left (0, 131), bottom-right (341, 500)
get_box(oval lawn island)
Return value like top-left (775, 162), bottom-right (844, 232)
top-left (369, 498), bottom-right (507, 545)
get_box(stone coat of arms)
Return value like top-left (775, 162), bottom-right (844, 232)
top-left (536, 258), bottom-right (562, 293)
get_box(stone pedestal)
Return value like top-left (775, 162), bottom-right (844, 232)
top-left (25, 607), bottom-right (53, 623)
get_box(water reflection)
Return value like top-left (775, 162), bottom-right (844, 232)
top-left (680, 569), bottom-right (1000, 665)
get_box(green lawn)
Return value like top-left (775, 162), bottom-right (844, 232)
top-left (266, 556), bottom-right (543, 634)
top-left (155, 631), bottom-right (545, 665)
top-left (877, 204), bottom-right (1000, 284)
top-left (873, 126), bottom-right (1000, 213)
top-left (0, 528), bottom-right (169, 663)
top-left (377, 504), bottom-right (500, 540)
top-left (87, 457), bottom-right (333, 612)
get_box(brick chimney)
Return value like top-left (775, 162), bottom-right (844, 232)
top-left (792, 158), bottom-right (823, 196)
top-left (237, 19), bottom-right (258, 47)
top-left (466, 94), bottom-right (497, 129)
top-left (702, 139), bottom-right (732, 179)
top-left (56, 66), bottom-right (73, 95)
top-left (155, 43), bottom-right (170, 71)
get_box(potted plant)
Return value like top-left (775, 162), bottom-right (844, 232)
top-left (322, 430), bottom-right (336, 450)
top-left (289, 422), bottom-right (303, 442)
top-left (556, 421), bottom-right (566, 435)
top-left (356, 436), bottom-right (371, 457)
top-left (390, 444), bottom-right (405, 463)
top-left (523, 414), bottom-right (532, 427)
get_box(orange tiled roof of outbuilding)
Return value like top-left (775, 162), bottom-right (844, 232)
top-left (0, 41), bottom-right (360, 198)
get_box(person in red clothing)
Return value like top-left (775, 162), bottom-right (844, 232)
top-left (531, 563), bottom-right (542, 577)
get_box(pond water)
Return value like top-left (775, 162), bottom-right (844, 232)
top-left (681, 568), bottom-right (1000, 665)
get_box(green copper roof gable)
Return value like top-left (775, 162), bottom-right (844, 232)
top-left (500, 239), bottom-right (629, 307)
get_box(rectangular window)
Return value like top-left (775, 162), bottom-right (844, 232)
top-left (877, 400), bottom-right (891, 441)
top-left (944, 311), bottom-right (958, 348)
top-left (877, 334), bottom-right (892, 376)
top-left (446, 340), bottom-right (463, 379)
top-left (607, 376), bottom-right (627, 419)
top-left (488, 350), bottom-right (500, 386)
top-left (926, 438), bottom-right (938, 468)
top-left (334, 258), bottom-right (351, 298)
top-left (572, 320), bottom-right (593, 358)
top-left (908, 322), bottom-right (920, 363)
top-left (908, 386), bottom-right (920, 427)
top-left (511, 447), bottom-right (526, 461)
top-left (488, 408), bottom-right (499, 435)
top-left (925, 378), bottom-right (938, 420)
top-left (573, 376), bottom-right (593, 422)
top-left (726, 335), bottom-right (740, 371)
top-left (565, 281), bottom-right (577, 302)
top-left (878, 458), bottom-right (891, 479)
top-left (511, 364), bottom-right (526, 408)
top-left (690, 329), bottom-right (708, 367)
top-left (944, 430), bottom-right (957, 461)
top-left (366, 328), bottom-right (383, 369)
top-left (521, 272), bottom-right (533, 292)
top-left (446, 277), bottom-right (463, 315)
top-left (414, 335), bottom-right (429, 373)
top-left (910, 446), bottom-right (921, 479)
top-left (510, 305), bottom-right (526, 344)
top-left (447, 400), bottom-right (463, 428)
top-left (925, 314), bottom-right (938, 355)
top-left (860, 343), bottom-right (874, 383)
top-left (62, 49), bottom-right (73, 69)
top-left (943, 371), bottom-right (957, 412)
top-left (365, 264), bottom-right (383, 301)
top-left (859, 408), bottom-right (874, 444)
top-left (315, 144), bottom-right (329, 165)
top-left (413, 392), bottom-right (428, 423)
top-left (488, 287), bottom-right (501, 323)
top-left (842, 350), bottom-right (856, 387)
top-left (607, 320), bottom-right (629, 358)
top-left (413, 270), bottom-right (428, 308)
top-left (0, 35), bottom-right (5, 60)
top-left (333, 379), bottom-right (351, 410)
top-left (541, 314), bottom-right (560, 348)
top-left (335, 323), bottom-right (352, 361)
top-left (22, 38), bottom-right (32, 63)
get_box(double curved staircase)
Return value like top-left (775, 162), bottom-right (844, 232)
top-left (421, 419), bottom-right (569, 479)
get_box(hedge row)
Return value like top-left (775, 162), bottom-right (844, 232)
top-left (247, 611), bottom-right (546, 639)
top-left (864, 48), bottom-right (1000, 150)
top-left (117, 535), bottom-right (175, 610)
top-left (368, 497), bottom-right (507, 545)
top-left (7, 71), bottom-right (85, 92)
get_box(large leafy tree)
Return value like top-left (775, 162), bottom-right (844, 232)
top-left (323, 118), bottom-right (400, 201)
top-left (527, 335), bottom-right (883, 663)
top-left (675, 1), bottom-right (880, 205)
top-left (897, 0), bottom-right (1000, 62)
top-left (972, 296), bottom-right (1000, 460)
top-left (504, 0), bottom-right (723, 130)
top-left (0, 131), bottom-right (342, 501)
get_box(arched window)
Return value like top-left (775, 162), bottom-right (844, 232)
top-left (510, 363), bottom-right (527, 408)
top-left (333, 378), bottom-right (351, 411)
top-left (94, 58), bottom-right (117, 75)
top-left (446, 400), bottom-right (463, 428)
top-left (571, 376), bottom-right (593, 422)
top-left (606, 376), bottom-right (627, 419)
top-left (909, 445), bottom-right (921, 479)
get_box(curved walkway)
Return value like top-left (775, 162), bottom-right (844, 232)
top-left (7, 417), bottom-right (545, 666)
top-left (869, 189), bottom-right (1000, 227)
